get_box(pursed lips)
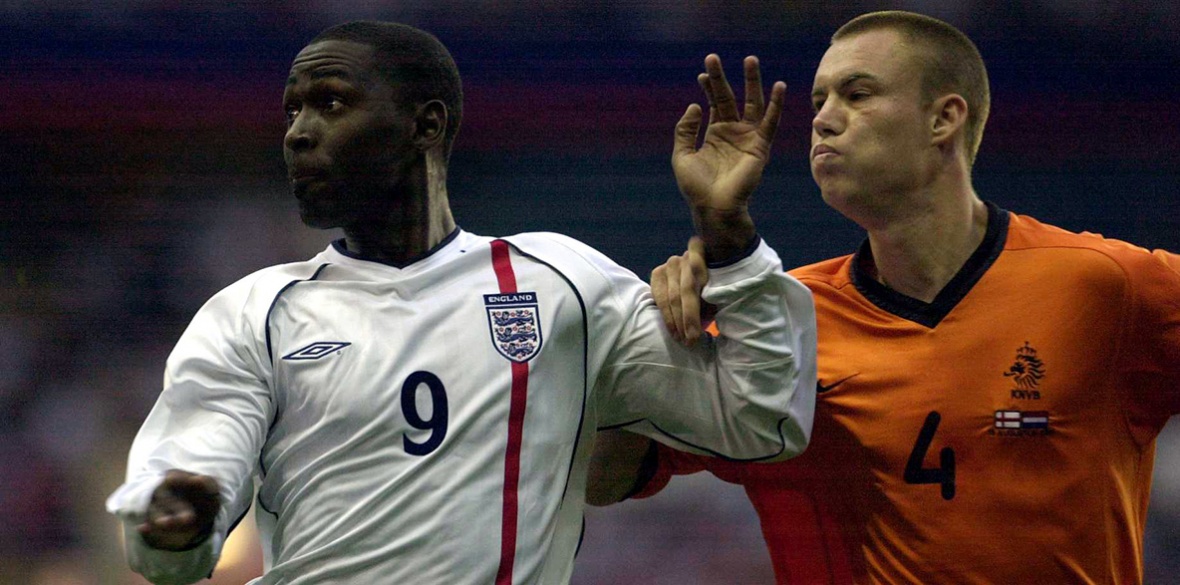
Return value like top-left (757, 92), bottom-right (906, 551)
top-left (811, 144), bottom-right (839, 160)
top-left (288, 167), bottom-right (326, 183)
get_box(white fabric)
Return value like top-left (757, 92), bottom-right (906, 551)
top-left (106, 229), bottom-right (816, 584)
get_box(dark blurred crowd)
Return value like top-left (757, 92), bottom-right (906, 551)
top-left (3, 2), bottom-right (1178, 583)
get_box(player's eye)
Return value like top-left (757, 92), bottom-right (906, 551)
top-left (323, 97), bottom-right (345, 114)
top-left (284, 103), bottom-right (301, 125)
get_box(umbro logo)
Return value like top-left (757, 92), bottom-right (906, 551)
top-left (816, 374), bottom-right (858, 393)
top-left (282, 341), bottom-right (351, 361)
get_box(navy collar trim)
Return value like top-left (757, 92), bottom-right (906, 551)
top-left (330, 227), bottom-right (462, 269)
top-left (850, 201), bottom-right (1009, 328)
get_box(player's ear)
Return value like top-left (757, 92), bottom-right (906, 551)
top-left (414, 99), bottom-right (447, 153)
top-left (930, 93), bottom-right (967, 150)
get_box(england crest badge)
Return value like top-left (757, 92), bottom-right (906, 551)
top-left (484, 291), bottom-right (543, 362)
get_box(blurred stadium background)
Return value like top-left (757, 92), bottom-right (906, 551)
top-left (2, 1), bottom-right (1178, 583)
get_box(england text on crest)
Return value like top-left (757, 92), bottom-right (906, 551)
top-left (484, 292), bottom-right (543, 363)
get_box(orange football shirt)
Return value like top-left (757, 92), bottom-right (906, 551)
top-left (637, 203), bottom-right (1180, 584)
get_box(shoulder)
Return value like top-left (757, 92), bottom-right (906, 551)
top-left (197, 257), bottom-right (333, 323)
top-left (788, 254), bottom-right (856, 293)
top-left (501, 232), bottom-right (640, 286)
top-left (1006, 212), bottom-right (1173, 281)
top-left (502, 232), bottom-right (619, 267)
top-left (500, 232), bottom-right (648, 317)
top-left (1003, 212), bottom-right (1180, 308)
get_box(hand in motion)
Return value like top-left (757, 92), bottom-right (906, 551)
top-left (138, 470), bottom-right (221, 551)
top-left (651, 237), bottom-right (715, 347)
top-left (673, 54), bottom-right (785, 260)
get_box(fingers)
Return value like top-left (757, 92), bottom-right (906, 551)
top-left (664, 254), bottom-right (686, 343)
top-left (651, 264), bottom-right (677, 339)
top-left (758, 81), bottom-right (788, 142)
top-left (703, 54), bottom-right (739, 121)
top-left (742, 56), bottom-right (765, 123)
top-left (139, 470), bottom-right (221, 550)
top-left (652, 238), bottom-right (710, 347)
top-left (686, 236), bottom-right (708, 289)
top-left (682, 237), bottom-right (709, 345)
top-left (672, 103), bottom-right (703, 162)
top-left (698, 54), bottom-right (782, 128)
top-left (697, 73), bottom-right (718, 125)
top-left (678, 245), bottom-right (703, 345)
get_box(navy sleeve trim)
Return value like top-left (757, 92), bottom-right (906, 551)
top-left (330, 227), bottom-right (461, 268)
top-left (597, 415), bottom-right (796, 462)
top-left (264, 263), bottom-right (330, 364)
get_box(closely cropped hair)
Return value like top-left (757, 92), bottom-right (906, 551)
top-left (834, 11), bottom-right (990, 166)
top-left (312, 21), bottom-right (463, 160)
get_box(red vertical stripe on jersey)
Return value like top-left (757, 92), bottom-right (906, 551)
top-left (491, 239), bottom-right (529, 585)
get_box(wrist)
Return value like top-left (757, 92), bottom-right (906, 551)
top-left (690, 206), bottom-right (757, 263)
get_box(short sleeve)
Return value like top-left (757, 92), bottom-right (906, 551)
top-left (1121, 249), bottom-right (1180, 432)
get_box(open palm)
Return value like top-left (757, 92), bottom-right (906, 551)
top-left (673, 54), bottom-right (786, 212)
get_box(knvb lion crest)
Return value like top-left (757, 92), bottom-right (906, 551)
top-left (484, 292), bottom-right (543, 363)
top-left (1003, 341), bottom-right (1045, 390)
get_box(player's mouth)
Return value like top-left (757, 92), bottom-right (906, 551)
top-left (811, 144), bottom-right (839, 161)
top-left (289, 169), bottom-right (327, 187)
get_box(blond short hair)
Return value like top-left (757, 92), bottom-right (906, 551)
top-left (834, 11), bottom-right (991, 166)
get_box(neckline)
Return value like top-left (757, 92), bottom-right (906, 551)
top-left (849, 201), bottom-right (1009, 328)
top-left (330, 227), bottom-right (463, 269)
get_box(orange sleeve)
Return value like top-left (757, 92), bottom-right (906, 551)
top-left (1123, 249), bottom-right (1180, 425)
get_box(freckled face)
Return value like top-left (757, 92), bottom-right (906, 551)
top-left (809, 30), bottom-right (934, 217)
top-left (282, 40), bottom-right (417, 229)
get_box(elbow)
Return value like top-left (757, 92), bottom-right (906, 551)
top-left (756, 415), bottom-right (812, 464)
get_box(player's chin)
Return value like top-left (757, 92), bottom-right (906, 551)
top-left (296, 198), bottom-right (348, 229)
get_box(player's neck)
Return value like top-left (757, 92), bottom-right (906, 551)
top-left (342, 151), bottom-right (457, 264)
top-left (864, 185), bottom-right (988, 303)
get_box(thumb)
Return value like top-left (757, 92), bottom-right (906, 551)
top-left (672, 103), bottom-right (703, 163)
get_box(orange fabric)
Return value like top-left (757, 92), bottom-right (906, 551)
top-left (641, 211), bottom-right (1180, 584)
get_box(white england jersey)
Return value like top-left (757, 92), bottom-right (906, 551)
top-left (107, 229), bottom-right (816, 585)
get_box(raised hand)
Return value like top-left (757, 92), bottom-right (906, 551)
top-left (651, 237), bottom-right (715, 347)
top-left (673, 54), bottom-right (785, 261)
top-left (138, 470), bottom-right (221, 551)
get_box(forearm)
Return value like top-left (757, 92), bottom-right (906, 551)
top-left (598, 240), bottom-right (816, 461)
top-left (694, 240), bottom-right (816, 461)
top-left (108, 378), bottom-right (266, 582)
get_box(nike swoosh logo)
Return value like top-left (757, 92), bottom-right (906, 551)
top-left (817, 374), bottom-right (859, 393)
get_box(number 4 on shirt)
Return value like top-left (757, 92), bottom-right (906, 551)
top-left (904, 411), bottom-right (956, 500)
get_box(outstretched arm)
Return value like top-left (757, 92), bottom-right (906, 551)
top-left (673, 55), bottom-right (786, 262)
top-left (106, 277), bottom-right (274, 585)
